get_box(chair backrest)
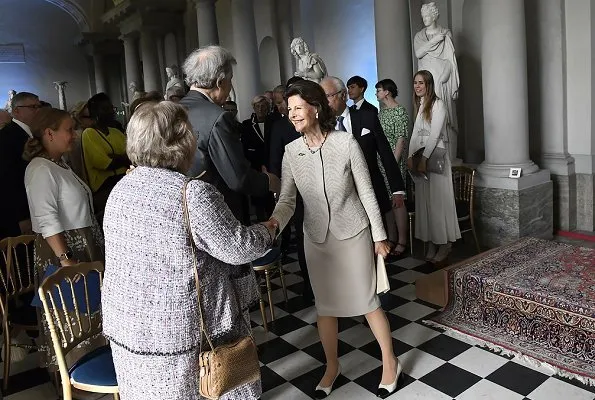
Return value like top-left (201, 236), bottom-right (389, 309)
top-left (451, 166), bottom-right (476, 204)
top-left (0, 235), bottom-right (36, 299)
top-left (37, 261), bottom-right (104, 370)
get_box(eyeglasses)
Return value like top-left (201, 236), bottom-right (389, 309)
top-left (325, 90), bottom-right (343, 98)
top-left (15, 104), bottom-right (42, 109)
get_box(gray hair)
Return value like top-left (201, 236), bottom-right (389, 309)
top-left (126, 101), bottom-right (197, 173)
top-left (11, 92), bottom-right (38, 110)
top-left (421, 2), bottom-right (439, 21)
top-left (251, 95), bottom-right (268, 106)
top-left (182, 45), bottom-right (236, 89)
top-left (321, 76), bottom-right (346, 93)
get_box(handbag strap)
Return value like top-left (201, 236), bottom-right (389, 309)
top-left (182, 178), bottom-right (216, 351)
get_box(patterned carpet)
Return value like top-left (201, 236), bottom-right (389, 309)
top-left (430, 237), bottom-right (595, 386)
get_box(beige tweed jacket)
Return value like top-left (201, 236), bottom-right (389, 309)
top-left (272, 130), bottom-right (387, 244)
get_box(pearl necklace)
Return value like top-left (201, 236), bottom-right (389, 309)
top-left (302, 132), bottom-right (329, 154)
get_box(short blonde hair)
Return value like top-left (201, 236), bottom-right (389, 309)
top-left (126, 101), bottom-right (197, 173)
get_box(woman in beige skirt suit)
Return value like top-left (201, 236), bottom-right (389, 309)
top-left (270, 80), bottom-right (401, 399)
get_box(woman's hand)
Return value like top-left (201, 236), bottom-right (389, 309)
top-left (406, 157), bottom-right (414, 171)
top-left (418, 157), bottom-right (427, 173)
top-left (374, 241), bottom-right (391, 258)
top-left (262, 218), bottom-right (279, 241)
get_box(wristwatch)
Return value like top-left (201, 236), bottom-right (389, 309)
top-left (58, 250), bottom-right (73, 261)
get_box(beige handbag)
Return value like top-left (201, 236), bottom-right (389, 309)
top-left (376, 255), bottom-right (390, 294)
top-left (182, 180), bottom-right (261, 400)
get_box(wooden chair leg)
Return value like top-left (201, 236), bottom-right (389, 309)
top-left (278, 262), bottom-right (288, 304)
top-left (265, 270), bottom-right (275, 321)
top-left (113, 392), bottom-right (120, 399)
top-left (3, 320), bottom-right (10, 392)
top-left (470, 219), bottom-right (481, 254)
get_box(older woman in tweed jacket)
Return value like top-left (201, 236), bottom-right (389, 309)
top-left (101, 101), bottom-right (276, 400)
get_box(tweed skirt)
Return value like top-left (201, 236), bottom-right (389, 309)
top-left (111, 343), bottom-right (261, 400)
top-left (304, 226), bottom-right (380, 317)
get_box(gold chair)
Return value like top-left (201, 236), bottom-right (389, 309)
top-left (37, 261), bottom-right (119, 400)
top-left (251, 247), bottom-right (288, 332)
top-left (452, 166), bottom-right (481, 254)
top-left (0, 235), bottom-right (39, 391)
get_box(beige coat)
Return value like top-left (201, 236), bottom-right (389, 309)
top-left (272, 131), bottom-right (386, 244)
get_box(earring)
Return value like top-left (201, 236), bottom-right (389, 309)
top-left (315, 112), bottom-right (319, 119)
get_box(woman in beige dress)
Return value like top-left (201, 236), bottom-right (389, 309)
top-left (407, 70), bottom-right (461, 263)
top-left (270, 80), bottom-right (401, 399)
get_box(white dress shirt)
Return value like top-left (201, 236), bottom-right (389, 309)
top-left (12, 118), bottom-right (33, 138)
top-left (353, 98), bottom-right (365, 110)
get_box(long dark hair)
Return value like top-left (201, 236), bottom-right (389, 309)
top-left (285, 80), bottom-right (336, 133)
top-left (413, 70), bottom-right (437, 122)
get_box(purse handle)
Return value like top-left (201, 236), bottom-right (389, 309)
top-left (182, 178), bottom-right (216, 352)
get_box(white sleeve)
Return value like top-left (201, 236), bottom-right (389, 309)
top-left (25, 163), bottom-right (63, 238)
top-left (422, 100), bottom-right (447, 159)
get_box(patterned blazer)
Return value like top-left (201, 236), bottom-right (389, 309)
top-left (102, 167), bottom-right (272, 355)
top-left (272, 131), bottom-right (387, 244)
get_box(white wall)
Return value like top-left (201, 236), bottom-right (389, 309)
top-left (566, 0), bottom-right (593, 174)
top-left (0, 0), bottom-right (90, 110)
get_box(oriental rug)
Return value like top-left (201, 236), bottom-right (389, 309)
top-left (428, 237), bottom-right (595, 385)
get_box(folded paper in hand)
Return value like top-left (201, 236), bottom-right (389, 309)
top-left (376, 255), bottom-right (390, 294)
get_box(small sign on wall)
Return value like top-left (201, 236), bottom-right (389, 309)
top-left (509, 167), bottom-right (522, 179)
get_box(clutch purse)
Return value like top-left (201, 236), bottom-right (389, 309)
top-left (182, 179), bottom-right (261, 399)
top-left (412, 147), bottom-right (447, 175)
top-left (376, 255), bottom-right (390, 294)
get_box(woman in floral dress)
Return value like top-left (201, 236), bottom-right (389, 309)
top-left (375, 79), bottom-right (410, 256)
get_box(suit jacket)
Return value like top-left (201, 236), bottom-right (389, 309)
top-left (349, 108), bottom-right (405, 214)
top-left (353, 99), bottom-right (378, 114)
top-left (241, 114), bottom-right (268, 171)
top-left (0, 121), bottom-right (31, 239)
top-left (179, 91), bottom-right (269, 222)
top-left (268, 116), bottom-right (300, 178)
top-left (272, 131), bottom-right (386, 244)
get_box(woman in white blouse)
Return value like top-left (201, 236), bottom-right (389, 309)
top-left (407, 70), bottom-right (460, 263)
top-left (23, 107), bottom-right (103, 372)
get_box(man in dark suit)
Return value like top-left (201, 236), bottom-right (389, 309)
top-left (347, 75), bottom-right (379, 114)
top-left (0, 92), bottom-right (41, 240)
top-left (241, 95), bottom-right (275, 221)
top-left (180, 46), bottom-right (280, 224)
top-left (321, 77), bottom-right (405, 236)
top-left (268, 79), bottom-right (313, 303)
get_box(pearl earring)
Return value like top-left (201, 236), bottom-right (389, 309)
top-left (315, 112), bottom-right (319, 119)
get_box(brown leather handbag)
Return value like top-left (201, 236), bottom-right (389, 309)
top-left (182, 179), bottom-right (261, 400)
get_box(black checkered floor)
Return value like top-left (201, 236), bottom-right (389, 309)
top-left (4, 242), bottom-right (595, 399)
top-left (252, 250), bottom-right (595, 400)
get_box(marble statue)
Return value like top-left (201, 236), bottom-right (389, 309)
top-left (414, 2), bottom-right (460, 163)
top-left (164, 65), bottom-right (185, 100)
top-left (4, 89), bottom-right (15, 112)
top-left (128, 81), bottom-right (144, 102)
top-left (53, 81), bottom-right (68, 110)
top-left (291, 37), bottom-right (327, 83)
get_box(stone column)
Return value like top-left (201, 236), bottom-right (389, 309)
top-left (527, 0), bottom-right (576, 230)
top-left (53, 81), bottom-right (68, 110)
top-left (122, 34), bottom-right (142, 95)
top-left (474, 0), bottom-right (553, 247)
top-left (195, 0), bottom-right (219, 47)
top-left (374, 0), bottom-right (413, 117)
top-left (275, 0), bottom-right (294, 83)
top-left (185, 0), bottom-right (199, 54)
top-left (140, 28), bottom-right (162, 92)
top-left (157, 35), bottom-right (167, 93)
top-left (231, 0), bottom-right (260, 120)
top-left (93, 54), bottom-right (107, 94)
top-left (176, 28), bottom-right (187, 67)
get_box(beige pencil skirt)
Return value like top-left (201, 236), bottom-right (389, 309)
top-left (304, 226), bottom-right (381, 317)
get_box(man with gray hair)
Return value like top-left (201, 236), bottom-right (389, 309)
top-left (0, 91), bottom-right (41, 239)
top-left (180, 45), bottom-right (280, 223)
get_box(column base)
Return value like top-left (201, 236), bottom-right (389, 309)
top-left (541, 154), bottom-right (577, 231)
top-left (576, 173), bottom-right (595, 231)
top-left (474, 170), bottom-right (553, 248)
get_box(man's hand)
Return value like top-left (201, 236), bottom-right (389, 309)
top-left (262, 218), bottom-right (279, 240)
top-left (418, 157), bottom-right (427, 174)
top-left (407, 157), bottom-right (414, 171)
top-left (392, 194), bottom-right (405, 209)
top-left (18, 219), bottom-right (32, 235)
top-left (374, 241), bottom-right (391, 258)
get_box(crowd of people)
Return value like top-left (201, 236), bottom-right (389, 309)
top-left (0, 43), bottom-right (460, 399)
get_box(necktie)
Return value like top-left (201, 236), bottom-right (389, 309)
top-left (337, 115), bottom-right (347, 131)
top-left (350, 104), bottom-right (357, 111)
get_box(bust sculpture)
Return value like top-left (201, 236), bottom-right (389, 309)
top-left (4, 89), bottom-right (15, 112)
top-left (128, 81), bottom-right (144, 102)
top-left (165, 65), bottom-right (185, 100)
top-left (291, 37), bottom-right (327, 83)
top-left (414, 2), bottom-right (460, 162)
